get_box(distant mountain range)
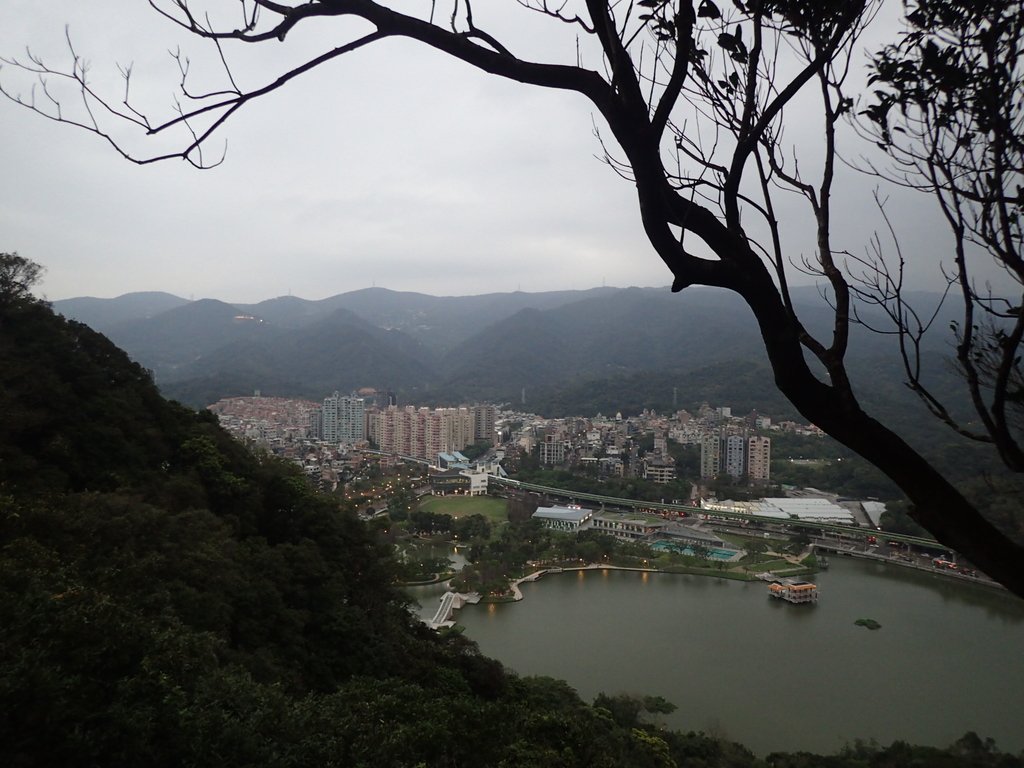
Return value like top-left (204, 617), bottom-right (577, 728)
top-left (52, 285), bottom-right (958, 420)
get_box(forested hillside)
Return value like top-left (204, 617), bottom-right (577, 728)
top-left (4, 261), bottom-right (1020, 766)
top-left (3, 273), bottom-right (695, 766)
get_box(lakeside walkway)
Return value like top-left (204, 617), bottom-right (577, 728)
top-left (508, 563), bottom-right (672, 600)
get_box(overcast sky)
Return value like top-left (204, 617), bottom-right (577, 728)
top-left (0, 1), bottom-right (968, 304)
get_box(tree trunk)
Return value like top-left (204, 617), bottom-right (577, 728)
top-left (742, 281), bottom-right (1024, 598)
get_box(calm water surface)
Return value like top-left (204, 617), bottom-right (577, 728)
top-left (443, 558), bottom-right (1024, 756)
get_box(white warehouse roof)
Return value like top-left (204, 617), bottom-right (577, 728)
top-left (533, 505), bottom-right (593, 524)
top-left (755, 497), bottom-right (856, 524)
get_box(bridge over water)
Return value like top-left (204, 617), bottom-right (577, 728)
top-left (425, 591), bottom-right (480, 630)
top-left (427, 591), bottom-right (457, 630)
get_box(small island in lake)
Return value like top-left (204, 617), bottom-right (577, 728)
top-left (855, 618), bottom-right (882, 630)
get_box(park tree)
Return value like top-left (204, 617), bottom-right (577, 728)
top-left (2, 1), bottom-right (1023, 595)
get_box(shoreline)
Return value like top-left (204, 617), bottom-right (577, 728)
top-left (440, 551), bottom-right (1005, 625)
top-left (442, 555), bottom-right (1024, 757)
top-left (478, 561), bottom-right (793, 605)
top-left (426, 538), bottom-right (1007, 627)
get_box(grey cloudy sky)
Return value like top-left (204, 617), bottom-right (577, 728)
top-left (0, 1), bottom-right (963, 304)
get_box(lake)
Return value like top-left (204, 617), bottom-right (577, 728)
top-left (413, 557), bottom-right (1024, 756)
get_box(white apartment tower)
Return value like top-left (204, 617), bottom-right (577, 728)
top-left (321, 392), bottom-right (366, 444)
top-left (723, 434), bottom-right (746, 478)
top-left (337, 395), bottom-right (366, 443)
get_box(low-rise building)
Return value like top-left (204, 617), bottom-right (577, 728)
top-left (591, 514), bottom-right (665, 541)
top-left (461, 468), bottom-right (489, 496)
top-left (643, 457), bottom-right (676, 484)
top-left (768, 579), bottom-right (818, 604)
top-left (429, 468), bottom-right (470, 495)
top-left (539, 433), bottom-right (567, 465)
top-left (660, 522), bottom-right (729, 550)
top-left (532, 505), bottom-right (594, 531)
top-left (437, 451), bottom-right (470, 469)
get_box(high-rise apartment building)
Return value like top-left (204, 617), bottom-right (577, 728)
top-left (700, 434), bottom-right (721, 479)
top-left (700, 431), bottom-right (771, 483)
top-left (321, 392), bottom-right (339, 442)
top-left (723, 434), bottom-right (746, 478)
top-left (309, 407), bottom-right (323, 440)
top-left (319, 392), bottom-right (366, 444)
top-left (337, 395), bottom-right (366, 443)
top-left (472, 404), bottom-right (497, 443)
top-left (372, 403), bottom-right (493, 462)
top-left (747, 436), bottom-right (771, 483)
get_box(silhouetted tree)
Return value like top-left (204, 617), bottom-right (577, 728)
top-left (858, 0), bottom-right (1024, 472)
top-left (0, 252), bottom-right (43, 309)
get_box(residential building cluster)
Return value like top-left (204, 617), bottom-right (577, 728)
top-left (699, 433), bottom-right (772, 483)
top-left (210, 390), bottom-right (825, 493)
top-left (368, 404), bottom-right (496, 463)
top-left (501, 401), bottom-right (815, 487)
top-left (208, 396), bottom-right (320, 445)
top-left (209, 392), bottom-right (499, 483)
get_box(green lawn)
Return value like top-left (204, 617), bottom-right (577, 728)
top-left (738, 558), bottom-right (792, 572)
top-left (418, 494), bottom-right (508, 522)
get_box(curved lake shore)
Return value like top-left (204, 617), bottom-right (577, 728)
top-left (418, 557), bottom-right (1024, 756)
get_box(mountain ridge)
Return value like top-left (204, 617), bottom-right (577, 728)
top-left (53, 285), bottom-right (957, 417)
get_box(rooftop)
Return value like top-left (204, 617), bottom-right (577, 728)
top-left (533, 505), bottom-right (593, 524)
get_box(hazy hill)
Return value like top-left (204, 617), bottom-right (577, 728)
top-left (52, 290), bottom-right (189, 332)
top-left (434, 286), bottom-right (897, 403)
top-left (236, 285), bottom-right (621, 352)
top-left (54, 283), bottom-right (960, 418)
top-left (162, 307), bottom-right (439, 402)
top-left (106, 298), bottom-right (276, 382)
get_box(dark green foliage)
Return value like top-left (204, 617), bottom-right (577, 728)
top-left (880, 500), bottom-right (931, 538)
top-left (0, 252), bottom-right (43, 306)
top-left (594, 693), bottom-right (678, 729)
top-left (767, 732), bottom-right (1024, 768)
top-left (460, 440), bottom-right (493, 461)
top-left (453, 512), bottom-right (492, 541)
top-left (0, 297), bottom-right (180, 495)
top-left (516, 467), bottom-right (692, 504)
